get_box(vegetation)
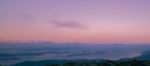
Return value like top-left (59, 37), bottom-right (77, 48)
top-left (45, 60), bottom-right (150, 66)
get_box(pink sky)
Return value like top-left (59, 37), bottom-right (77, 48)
top-left (0, 0), bottom-right (150, 44)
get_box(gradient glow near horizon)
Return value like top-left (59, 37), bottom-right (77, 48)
top-left (0, 0), bottom-right (150, 44)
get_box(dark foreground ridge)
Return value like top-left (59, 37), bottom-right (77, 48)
top-left (8, 59), bottom-right (150, 66)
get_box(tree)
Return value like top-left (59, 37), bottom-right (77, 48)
top-left (45, 64), bottom-right (60, 66)
top-left (63, 62), bottom-right (76, 66)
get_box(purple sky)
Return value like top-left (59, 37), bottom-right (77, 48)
top-left (0, 0), bottom-right (150, 44)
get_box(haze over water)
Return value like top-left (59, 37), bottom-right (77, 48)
top-left (0, 43), bottom-right (149, 65)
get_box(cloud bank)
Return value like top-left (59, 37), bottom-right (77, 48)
top-left (50, 20), bottom-right (87, 29)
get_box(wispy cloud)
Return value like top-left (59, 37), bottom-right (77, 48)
top-left (49, 20), bottom-right (87, 29)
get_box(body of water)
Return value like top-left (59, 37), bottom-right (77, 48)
top-left (0, 43), bottom-right (149, 65)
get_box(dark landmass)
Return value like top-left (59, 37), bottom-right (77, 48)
top-left (9, 59), bottom-right (150, 66)
top-left (11, 59), bottom-right (105, 66)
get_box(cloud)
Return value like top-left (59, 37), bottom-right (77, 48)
top-left (49, 20), bottom-right (87, 29)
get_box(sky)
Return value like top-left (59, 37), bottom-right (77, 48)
top-left (0, 0), bottom-right (150, 44)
